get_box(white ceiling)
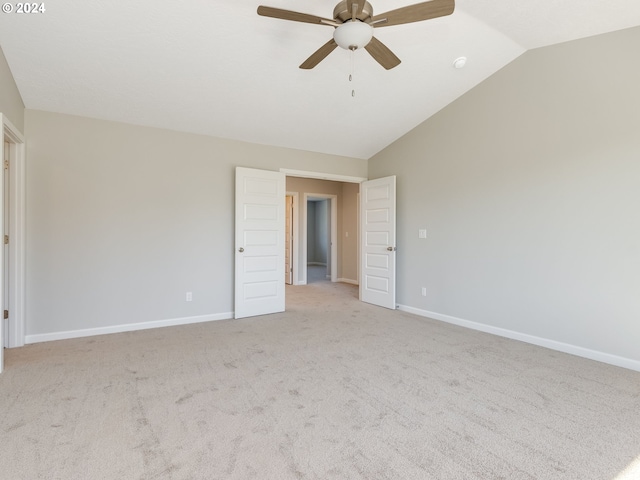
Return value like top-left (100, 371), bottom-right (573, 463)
top-left (1, 1), bottom-right (639, 159)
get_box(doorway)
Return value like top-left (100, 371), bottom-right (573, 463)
top-left (304, 194), bottom-right (337, 284)
top-left (306, 197), bottom-right (331, 283)
top-left (234, 167), bottom-right (396, 319)
top-left (284, 175), bottom-right (361, 287)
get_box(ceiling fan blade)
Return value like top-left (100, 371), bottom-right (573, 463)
top-left (365, 37), bottom-right (401, 70)
top-left (257, 6), bottom-right (337, 26)
top-left (370, 0), bottom-right (454, 28)
top-left (300, 39), bottom-right (339, 69)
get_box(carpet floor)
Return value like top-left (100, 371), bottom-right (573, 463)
top-left (1, 281), bottom-right (639, 479)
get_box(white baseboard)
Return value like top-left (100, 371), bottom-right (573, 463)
top-left (398, 305), bottom-right (640, 373)
top-left (337, 278), bottom-right (359, 285)
top-left (24, 312), bottom-right (234, 344)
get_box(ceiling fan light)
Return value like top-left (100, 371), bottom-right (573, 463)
top-left (333, 21), bottom-right (373, 50)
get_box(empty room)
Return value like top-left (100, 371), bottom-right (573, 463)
top-left (1, 1), bottom-right (639, 479)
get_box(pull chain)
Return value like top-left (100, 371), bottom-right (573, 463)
top-left (349, 48), bottom-right (355, 98)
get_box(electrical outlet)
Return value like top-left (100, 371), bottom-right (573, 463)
top-left (421, 287), bottom-right (427, 296)
top-left (186, 292), bottom-right (193, 302)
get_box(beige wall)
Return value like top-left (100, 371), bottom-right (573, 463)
top-left (25, 109), bottom-right (367, 337)
top-left (286, 177), bottom-right (359, 283)
top-left (0, 46), bottom-right (24, 132)
top-left (369, 27), bottom-right (640, 364)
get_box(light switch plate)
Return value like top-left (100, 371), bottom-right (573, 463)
top-left (419, 229), bottom-right (427, 239)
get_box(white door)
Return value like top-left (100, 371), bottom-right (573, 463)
top-left (235, 167), bottom-right (285, 319)
top-left (360, 176), bottom-right (396, 309)
top-left (285, 195), bottom-right (293, 285)
top-left (3, 139), bottom-right (8, 345)
top-left (0, 138), bottom-right (6, 372)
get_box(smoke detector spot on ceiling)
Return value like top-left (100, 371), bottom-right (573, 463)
top-left (453, 57), bottom-right (467, 69)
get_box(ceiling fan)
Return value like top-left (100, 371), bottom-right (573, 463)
top-left (257, 0), bottom-right (455, 70)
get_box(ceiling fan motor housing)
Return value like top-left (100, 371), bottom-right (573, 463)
top-left (333, 1), bottom-right (374, 23)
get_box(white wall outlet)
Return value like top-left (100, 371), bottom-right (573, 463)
top-left (421, 287), bottom-right (427, 296)
top-left (419, 229), bottom-right (427, 239)
top-left (186, 292), bottom-right (193, 302)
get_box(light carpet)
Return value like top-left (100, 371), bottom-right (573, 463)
top-left (1, 281), bottom-right (639, 479)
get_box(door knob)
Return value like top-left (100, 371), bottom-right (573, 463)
top-left (387, 246), bottom-right (393, 251)
top-left (238, 247), bottom-right (244, 253)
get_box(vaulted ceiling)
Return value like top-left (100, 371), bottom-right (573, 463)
top-left (1, 0), bottom-right (639, 159)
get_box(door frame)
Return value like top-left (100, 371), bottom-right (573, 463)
top-left (280, 169), bottom-right (367, 185)
top-left (1, 114), bottom-right (26, 351)
top-left (303, 193), bottom-right (338, 284)
top-left (281, 168), bottom-right (366, 287)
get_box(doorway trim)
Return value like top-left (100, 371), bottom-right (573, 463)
top-left (1, 114), bottom-right (26, 349)
top-left (303, 193), bottom-right (338, 284)
top-left (280, 168), bottom-right (367, 184)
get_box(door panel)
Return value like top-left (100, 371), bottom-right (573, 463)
top-left (0, 138), bottom-right (6, 371)
top-left (360, 176), bottom-right (396, 309)
top-left (3, 140), bottom-right (8, 343)
top-left (235, 167), bottom-right (285, 319)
